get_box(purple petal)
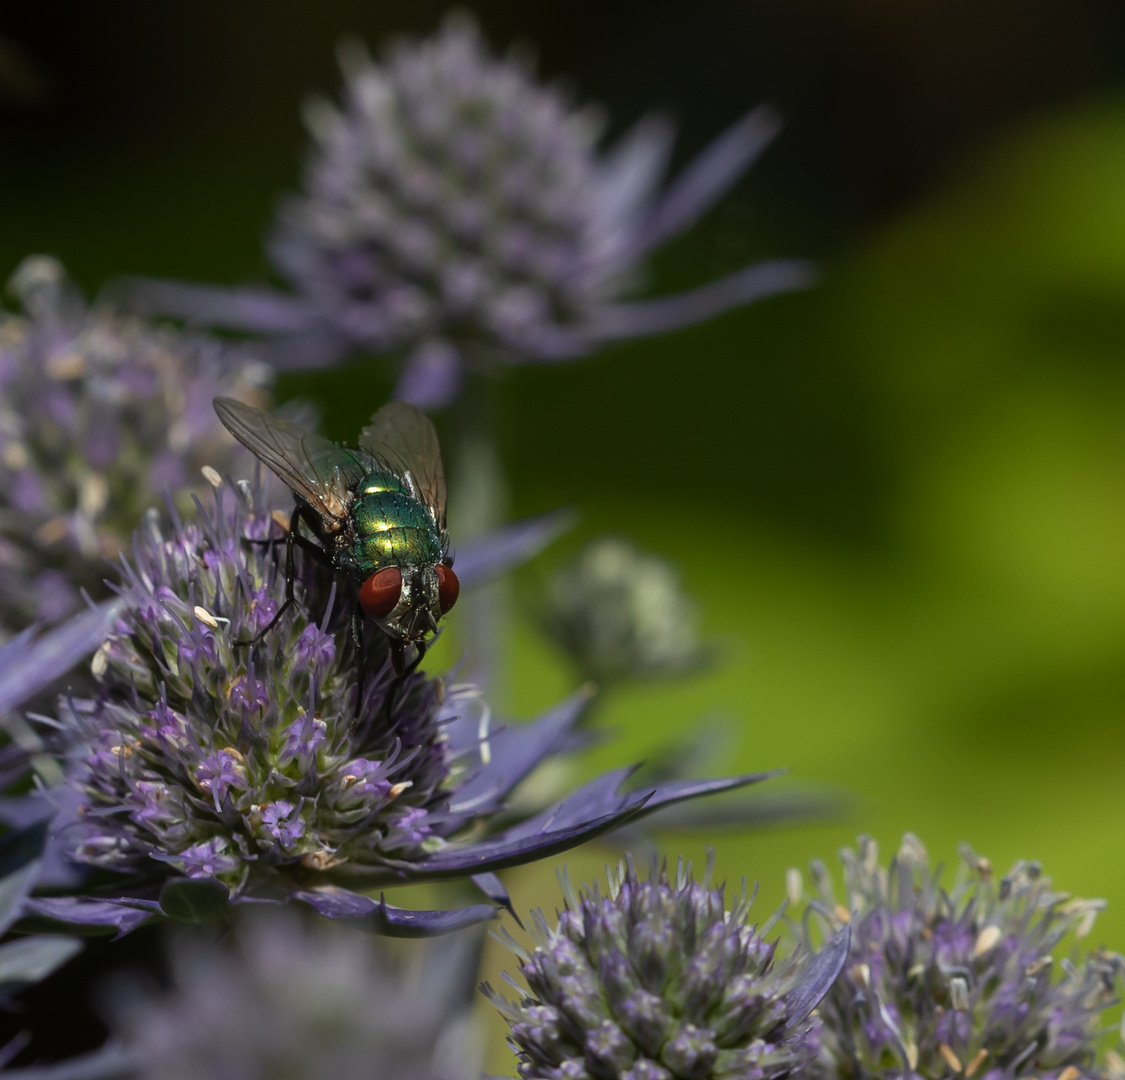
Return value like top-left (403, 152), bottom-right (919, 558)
top-left (320, 769), bottom-right (779, 889)
top-left (291, 885), bottom-right (379, 918)
top-left (591, 259), bottom-right (817, 342)
top-left (292, 885), bottom-right (497, 937)
top-left (20, 897), bottom-right (154, 937)
top-left (0, 601), bottom-right (119, 715)
top-left (589, 114), bottom-right (675, 266)
top-left (25, 788), bottom-right (90, 890)
top-left (786, 925), bottom-right (851, 1026)
top-left (632, 105), bottom-right (781, 255)
top-left (500, 321), bottom-right (591, 360)
top-left (470, 871), bottom-right (522, 928)
top-left (497, 259), bottom-right (817, 362)
top-left (453, 510), bottom-right (577, 590)
top-left (502, 768), bottom-right (780, 841)
top-left (410, 770), bottom-right (778, 879)
top-left (123, 278), bottom-right (314, 334)
top-left (630, 771), bottom-right (784, 815)
top-left (594, 115), bottom-right (675, 223)
top-left (0, 860), bottom-right (45, 936)
top-left (394, 339), bottom-right (463, 410)
top-left (397, 798), bottom-right (654, 878)
top-left (611, 785), bottom-right (846, 838)
top-left (0, 794), bottom-right (54, 830)
top-left (443, 687), bottom-right (594, 827)
top-left (101, 898), bottom-right (164, 914)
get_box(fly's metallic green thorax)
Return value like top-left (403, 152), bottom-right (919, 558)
top-left (351, 470), bottom-right (443, 572)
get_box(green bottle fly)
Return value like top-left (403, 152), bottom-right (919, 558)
top-left (213, 397), bottom-right (460, 668)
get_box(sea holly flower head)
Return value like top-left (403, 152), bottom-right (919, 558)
top-left (484, 850), bottom-right (850, 1080)
top-left (25, 477), bottom-right (768, 935)
top-left (109, 910), bottom-right (483, 1080)
top-left (788, 834), bottom-right (1124, 1080)
top-left (134, 14), bottom-right (813, 408)
top-left (50, 480), bottom-right (455, 897)
top-left (0, 255), bottom-right (270, 634)
top-left (542, 537), bottom-right (704, 684)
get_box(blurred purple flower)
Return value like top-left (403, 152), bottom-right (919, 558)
top-left (107, 910), bottom-right (483, 1080)
top-left (0, 256), bottom-right (271, 635)
top-left (485, 849), bottom-right (850, 1080)
top-left (21, 478), bottom-right (772, 936)
top-left (788, 834), bottom-right (1123, 1080)
top-left (130, 14), bottom-right (813, 408)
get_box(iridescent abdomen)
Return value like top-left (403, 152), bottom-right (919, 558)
top-left (350, 470), bottom-right (442, 573)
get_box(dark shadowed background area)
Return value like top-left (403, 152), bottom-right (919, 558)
top-left (4, 1), bottom-right (1125, 1066)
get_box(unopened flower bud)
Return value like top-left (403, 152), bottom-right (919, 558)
top-left (542, 537), bottom-right (703, 684)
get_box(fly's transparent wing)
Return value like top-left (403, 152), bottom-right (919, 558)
top-left (359, 402), bottom-right (448, 530)
top-left (214, 397), bottom-right (374, 528)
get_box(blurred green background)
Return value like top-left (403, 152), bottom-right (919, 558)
top-left (5, 0), bottom-right (1125, 1060)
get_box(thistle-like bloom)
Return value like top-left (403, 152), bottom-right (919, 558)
top-left (108, 911), bottom-right (482, 1080)
top-left (132, 15), bottom-right (813, 408)
top-left (0, 256), bottom-right (270, 634)
top-left (485, 851), bottom-right (850, 1080)
top-left (22, 479), bottom-right (768, 935)
top-left (788, 834), bottom-right (1123, 1080)
top-left (542, 537), bottom-right (704, 685)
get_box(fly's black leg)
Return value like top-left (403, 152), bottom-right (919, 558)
top-left (244, 513), bottom-right (288, 549)
top-left (246, 516), bottom-right (330, 566)
top-left (350, 605), bottom-right (366, 727)
top-left (234, 505), bottom-right (301, 647)
top-left (235, 505), bottom-right (332, 647)
top-left (405, 639), bottom-right (427, 678)
top-left (377, 639), bottom-right (426, 729)
top-left (373, 639), bottom-right (406, 727)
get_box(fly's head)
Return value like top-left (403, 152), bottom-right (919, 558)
top-left (359, 561), bottom-right (460, 644)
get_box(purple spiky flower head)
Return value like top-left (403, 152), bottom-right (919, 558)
top-left (21, 476), bottom-right (770, 936)
top-left (788, 834), bottom-right (1124, 1080)
top-left (484, 851), bottom-right (851, 1080)
top-left (108, 910), bottom-right (483, 1080)
top-left (132, 14), bottom-right (813, 408)
top-left (0, 256), bottom-right (270, 635)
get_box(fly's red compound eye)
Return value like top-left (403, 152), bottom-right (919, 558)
top-left (360, 567), bottom-right (402, 619)
top-left (436, 565), bottom-right (460, 616)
